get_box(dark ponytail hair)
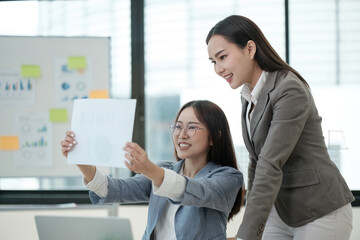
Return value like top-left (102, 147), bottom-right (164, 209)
top-left (206, 15), bottom-right (309, 88)
top-left (173, 100), bottom-right (243, 220)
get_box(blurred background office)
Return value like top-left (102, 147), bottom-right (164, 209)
top-left (0, 0), bottom-right (359, 239)
top-left (1, 0), bottom-right (359, 193)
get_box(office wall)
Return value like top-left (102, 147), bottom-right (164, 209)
top-left (0, 206), bottom-right (359, 240)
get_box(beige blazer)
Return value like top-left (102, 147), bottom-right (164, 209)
top-left (236, 71), bottom-right (354, 240)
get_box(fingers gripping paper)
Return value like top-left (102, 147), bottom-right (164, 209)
top-left (67, 99), bottom-right (136, 168)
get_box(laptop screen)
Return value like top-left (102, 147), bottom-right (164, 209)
top-left (35, 215), bottom-right (133, 240)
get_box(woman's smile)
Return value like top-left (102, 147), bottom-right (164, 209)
top-left (223, 73), bottom-right (233, 83)
top-left (178, 142), bottom-right (191, 150)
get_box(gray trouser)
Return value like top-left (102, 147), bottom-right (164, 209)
top-left (262, 203), bottom-right (353, 240)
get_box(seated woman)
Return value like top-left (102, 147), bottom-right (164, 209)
top-left (61, 100), bottom-right (244, 240)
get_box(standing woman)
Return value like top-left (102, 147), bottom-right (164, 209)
top-left (206, 15), bottom-right (354, 240)
top-left (61, 100), bottom-right (243, 240)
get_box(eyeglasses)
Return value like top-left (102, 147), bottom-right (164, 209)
top-left (169, 124), bottom-right (204, 137)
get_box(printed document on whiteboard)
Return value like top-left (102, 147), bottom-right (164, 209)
top-left (67, 99), bottom-right (136, 168)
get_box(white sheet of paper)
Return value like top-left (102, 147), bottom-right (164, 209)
top-left (67, 99), bottom-right (136, 168)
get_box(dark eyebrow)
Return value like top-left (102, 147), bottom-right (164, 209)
top-left (209, 49), bottom-right (226, 60)
top-left (176, 121), bottom-right (200, 125)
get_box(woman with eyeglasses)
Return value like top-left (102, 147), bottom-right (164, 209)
top-left (61, 100), bottom-right (244, 240)
top-left (206, 15), bottom-right (354, 240)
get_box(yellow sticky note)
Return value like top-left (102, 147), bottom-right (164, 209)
top-left (68, 56), bottom-right (87, 69)
top-left (21, 65), bottom-right (41, 78)
top-left (49, 108), bottom-right (68, 122)
top-left (0, 136), bottom-right (19, 150)
top-left (89, 90), bottom-right (109, 99)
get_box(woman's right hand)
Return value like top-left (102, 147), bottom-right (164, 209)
top-left (60, 130), bottom-right (77, 158)
top-left (60, 130), bottom-right (96, 182)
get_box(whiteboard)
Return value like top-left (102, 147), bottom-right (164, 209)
top-left (0, 36), bottom-right (110, 177)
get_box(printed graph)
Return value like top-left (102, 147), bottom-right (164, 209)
top-left (14, 113), bottom-right (53, 168)
top-left (22, 137), bottom-right (48, 148)
top-left (3, 78), bottom-right (33, 91)
top-left (54, 58), bottom-right (92, 108)
top-left (0, 69), bottom-right (36, 106)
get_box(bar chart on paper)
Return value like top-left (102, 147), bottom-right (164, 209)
top-left (0, 69), bottom-right (36, 106)
top-left (23, 137), bottom-right (48, 148)
top-left (14, 113), bottom-right (53, 168)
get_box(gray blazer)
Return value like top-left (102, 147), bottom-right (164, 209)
top-left (236, 71), bottom-right (354, 240)
top-left (89, 160), bottom-right (243, 240)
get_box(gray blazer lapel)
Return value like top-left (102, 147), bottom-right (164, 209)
top-left (193, 161), bottom-right (219, 178)
top-left (241, 98), bottom-right (255, 156)
top-left (250, 71), bottom-right (278, 139)
top-left (174, 160), bottom-right (218, 179)
top-left (172, 159), bottom-right (184, 173)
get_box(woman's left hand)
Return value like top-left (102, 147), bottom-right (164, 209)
top-left (123, 142), bottom-right (153, 174)
top-left (123, 142), bottom-right (164, 186)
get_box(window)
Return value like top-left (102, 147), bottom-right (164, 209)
top-left (290, 0), bottom-right (360, 189)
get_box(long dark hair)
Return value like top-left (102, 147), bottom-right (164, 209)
top-left (206, 15), bottom-right (309, 88)
top-left (173, 100), bottom-right (243, 220)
